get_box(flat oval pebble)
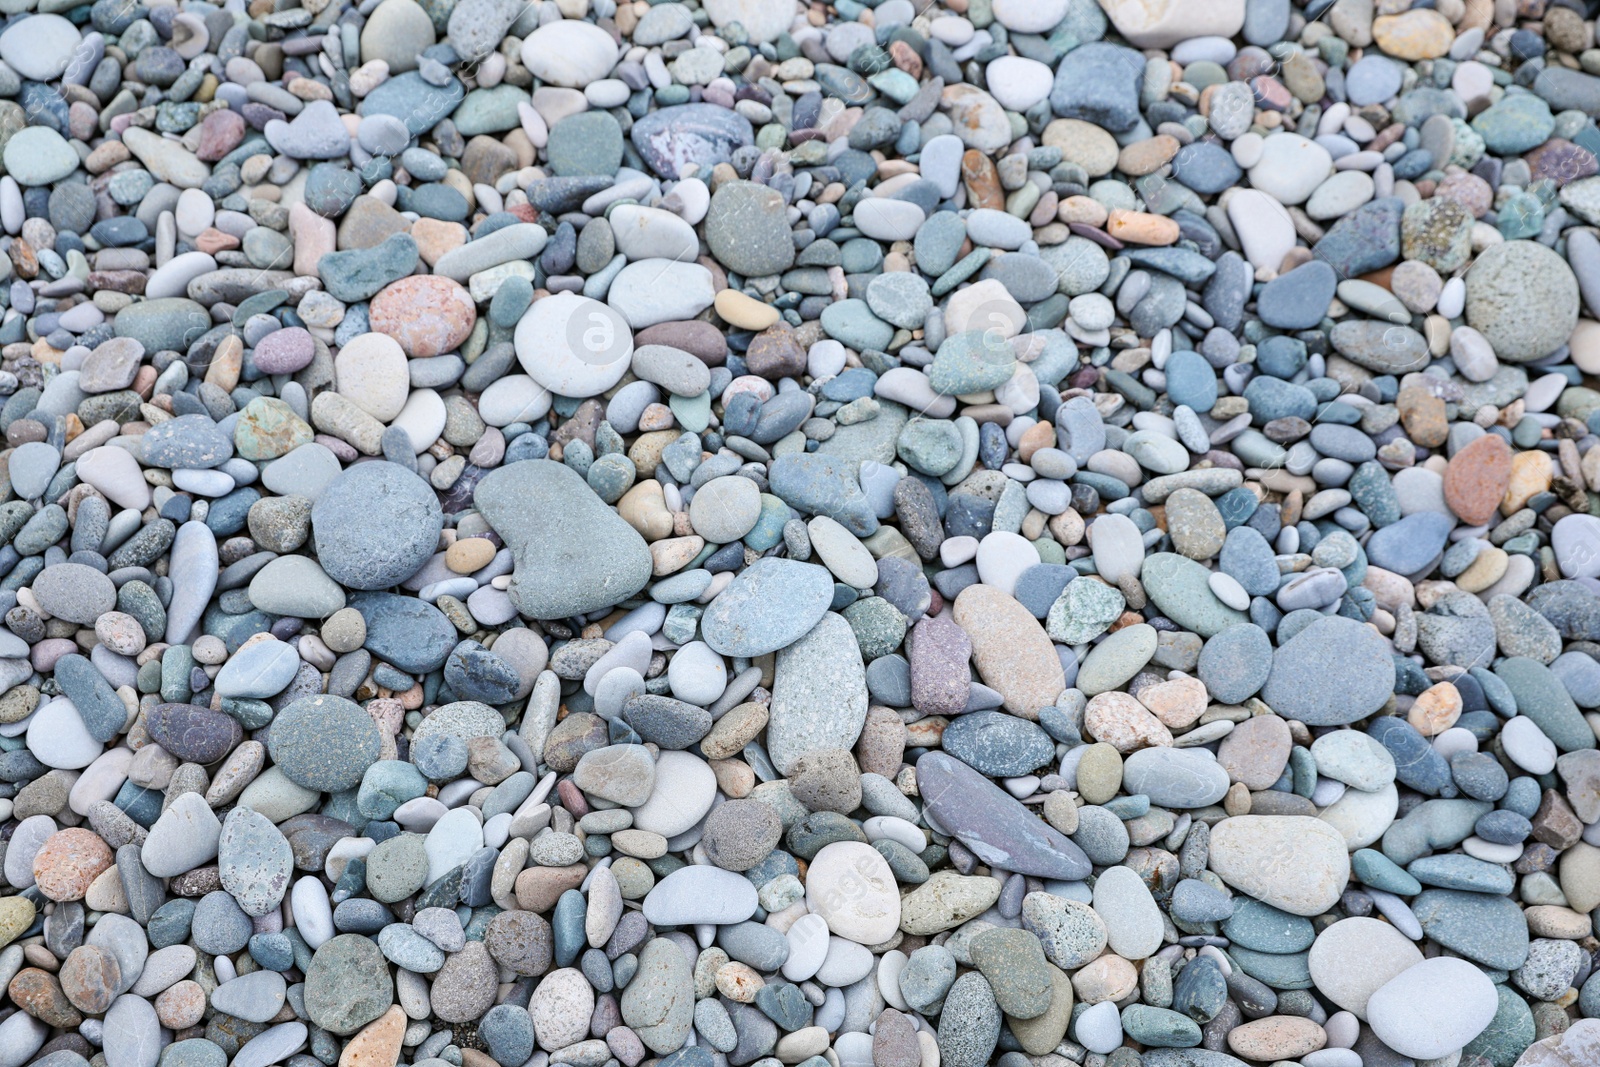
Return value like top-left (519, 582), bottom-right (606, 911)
top-left (641, 865), bottom-right (757, 927)
top-left (1366, 957), bottom-right (1499, 1058)
top-left (700, 558), bottom-right (834, 658)
top-left (805, 842), bottom-right (902, 945)
top-left (1208, 816), bottom-right (1351, 917)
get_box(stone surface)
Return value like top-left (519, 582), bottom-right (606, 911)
top-left (1207, 816), bottom-right (1351, 916)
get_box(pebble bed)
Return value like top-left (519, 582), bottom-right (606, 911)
top-left (13, 0), bottom-right (1600, 1066)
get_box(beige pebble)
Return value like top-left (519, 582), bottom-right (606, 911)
top-left (155, 980), bottom-right (207, 1029)
top-left (1069, 954), bottom-right (1138, 1003)
top-left (1136, 675), bottom-right (1208, 729)
top-left (1408, 681), bottom-right (1463, 736)
top-left (446, 536), bottom-right (497, 574)
top-left (716, 962), bottom-right (763, 1002)
top-left (1228, 1016), bottom-right (1327, 1061)
top-left (1084, 691), bottom-right (1174, 753)
top-left (83, 866), bottom-right (128, 914)
top-left (1106, 209), bottom-right (1179, 245)
top-left (618, 480), bottom-right (676, 541)
top-left (1526, 905), bottom-right (1593, 939)
top-left (715, 288), bottom-right (781, 330)
top-left (1503, 451), bottom-right (1554, 514)
top-left (1057, 196), bottom-right (1109, 226)
top-left (650, 535), bottom-right (705, 575)
top-left (340, 1005), bottom-right (408, 1067)
top-left (1455, 547), bottom-right (1509, 592)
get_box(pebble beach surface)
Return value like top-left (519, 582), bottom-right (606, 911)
top-left (10, 0), bottom-right (1600, 1066)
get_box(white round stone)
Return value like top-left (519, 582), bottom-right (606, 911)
top-left (25, 697), bottom-right (103, 770)
top-left (807, 516), bottom-right (879, 589)
top-left (1502, 714), bottom-right (1558, 774)
top-left (515, 292), bottom-right (634, 398)
top-left (519, 19), bottom-right (618, 87)
top-left (1096, 0), bottom-right (1244, 47)
top-left (1553, 514), bottom-right (1600, 579)
top-left (608, 205), bottom-right (699, 262)
top-left (334, 333), bottom-right (410, 422)
top-left (477, 374), bottom-right (553, 427)
top-left (665, 641), bottom-right (727, 706)
top-left (0, 14), bottom-right (80, 82)
top-left (607, 260), bottom-right (716, 328)
top-left (1075, 1001), bottom-right (1123, 1054)
top-left (782, 913), bottom-right (830, 981)
top-left (815, 935), bottom-right (875, 986)
top-left (1305, 171), bottom-right (1375, 220)
top-left (1091, 865), bottom-right (1163, 961)
top-left (1088, 512), bottom-right (1145, 584)
top-left (390, 388), bottom-right (447, 453)
top-left (974, 530), bottom-right (1041, 596)
top-left (1247, 133), bottom-right (1333, 206)
top-left (805, 841), bottom-right (901, 945)
top-left (424, 806), bottom-right (483, 883)
top-left (1317, 782), bottom-right (1398, 849)
top-left (703, 0), bottom-right (794, 43)
top-left (1207, 815), bottom-right (1350, 916)
top-left (984, 56), bottom-right (1053, 113)
top-left (290, 875), bottom-right (335, 948)
top-left (631, 750), bottom-right (716, 837)
top-left (145, 251), bottom-right (217, 300)
top-left (642, 864), bottom-right (759, 926)
top-left (991, 0), bottom-right (1068, 34)
top-left (851, 197), bottom-right (925, 242)
top-left (1308, 916), bottom-right (1424, 1019)
top-left (76, 445), bottom-right (152, 511)
top-left (1366, 957), bottom-right (1498, 1059)
top-left (1208, 571), bottom-right (1250, 610)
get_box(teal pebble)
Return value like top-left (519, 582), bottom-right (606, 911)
top-left (1119, 1005), bottom-right (1201, 1047)
top-left (490, 276), bottom-right (534, 328)
top-left (1352, 848), bottom-right (1423, 895)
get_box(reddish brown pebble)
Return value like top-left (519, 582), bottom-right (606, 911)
top-left (195, 109), bottom-right (247, 161)
top-left (1217, 714), bottom-right (1294, 790)
top-left (636, 320), bottom-right (727, 365)
top-left (58, 945), bottom-right (121, 1015)
top-left (155, 979), bottom-right (207, 1029)
top-left (195, 228), bottom-right (242, 254)
top-left (962, 149), bottom-right (1004, 210)
top-left (514, 864), bottom-right (587, 912)
top-left (367, 275), bottom-right (477, 358)
top-left (744, 327), bottom-right (806, 379)
top-left (31, 828), bottom-right (113, 902)
top-left (1397, 385), bottom-right (1449, 448)
top-left (1443, 433), bottom-right (1514, 525)
top-left (556, 777), bottom-right (589, 817)
top-left (9, 968), bottom-right (83, 1028)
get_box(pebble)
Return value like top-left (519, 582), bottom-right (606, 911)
top-left (1366, 957), bottom-right (1498, 1058)
top-left (1248, 134), bottom-right (1332, 205)
top-left (702, 559), bottom-right (834, 658)
top-left (1465, 241), bottom-right (1580, 363)
top-left (1261, 616), bottom-right (1396, 725)
top-left (918, 753), bottom-right (1090, 880)
top-left (1208, 816), bottom-right (1351, 917)
top-left (642, 866), bottom-right (758, 927)
top-left (805, 842), bottom-right (901, 944)
top-left (1308, 916), bottom-right (1424, 1018)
